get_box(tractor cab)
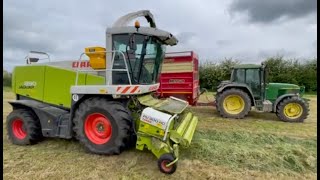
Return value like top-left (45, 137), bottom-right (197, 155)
top-left (84, 10), bottom-right (177, 87)
top-left (230, 64), bottom-right (266, 100)
top-left (110, 33), bottom-right (167, 85)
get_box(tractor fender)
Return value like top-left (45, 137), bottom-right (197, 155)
top-left (9, 100), bottom-right (48, 111)
top-left (8, 100), bottom-right (70, 138)
top-left (273, 94), bottom-right (298, 112)
top-left (217, 83), bottom-right (256, 106)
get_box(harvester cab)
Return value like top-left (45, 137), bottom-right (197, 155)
top-left (7, 10), bottom-right (198, 174)
top-left (215, 62), bottom-right (309, 123)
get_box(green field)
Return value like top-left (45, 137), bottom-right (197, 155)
top-left (3, 91), bottom-right (317, 180)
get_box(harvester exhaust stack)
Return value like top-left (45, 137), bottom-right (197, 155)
top-left (112, 10), bottom-right (156, 28)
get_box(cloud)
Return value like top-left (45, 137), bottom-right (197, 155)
top-left (216, 40), bottom-right (232, 46)
top-left (176, 32), bottom-right (197, 44)
top-left (229, 0), bottom-right (317, 24)
top-left (257, 49), bottom-right (297, 59)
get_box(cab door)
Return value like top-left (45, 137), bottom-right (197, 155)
top-left (245, 68), bottom-right (262, 99)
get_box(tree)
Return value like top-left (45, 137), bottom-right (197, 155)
top-left (3, 70), bottom-right (12, 87)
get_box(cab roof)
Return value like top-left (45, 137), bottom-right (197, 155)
top-left (233, 64), bottom-right (262, 69)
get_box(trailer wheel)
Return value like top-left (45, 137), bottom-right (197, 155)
top-left (158, 153), bottom-right (177, 174)
top-left (216, 88), bottom-right (251, 119)
top-left (73, 97), bottom-right (132, 155)
top-left (6, 109), bottom-right (43, 145)
top-left (276, 96), bottom-right (309, 123)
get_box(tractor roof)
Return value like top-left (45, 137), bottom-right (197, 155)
top-left (106, 26), bottom-right (178, 46)
top-left (106, 10), bottom-right (178, 46)
top-left (233, 64), bottom-right (262, 69)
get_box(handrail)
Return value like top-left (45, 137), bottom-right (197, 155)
top-left (74, 50), bottom-right (132, 85)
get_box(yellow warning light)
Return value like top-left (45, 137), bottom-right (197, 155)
top-left (134, 20), bottom-right (140, 29)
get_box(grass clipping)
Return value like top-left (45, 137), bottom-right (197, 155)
top-left (182, 129), bottom-right (317, 174)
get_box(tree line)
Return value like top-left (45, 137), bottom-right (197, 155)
top-left (3, 56), bottom-right (317, 93)
top-left (3, 70), bottom-right (12, 87)
top-left (199, 56), bottom-right (317, 93)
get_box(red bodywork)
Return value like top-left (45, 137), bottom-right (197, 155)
top-left (156, 51), bottom-right (200, 105)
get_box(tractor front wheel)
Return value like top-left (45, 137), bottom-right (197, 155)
top-left (276, 96), bottom-right (309, 123)
top-left (216, 88), bottom-right (251, 119)
top-left (73, 97), bottom-right (132, 155)
top-left (158, 153), bottom-right (177, 174)
top-left (6, 109), bottom-right (43, 145)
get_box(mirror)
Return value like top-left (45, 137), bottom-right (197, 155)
top-left (129, 34), bottom-right (136, 51)
top-left (29, 58), bottom-right (39, 63)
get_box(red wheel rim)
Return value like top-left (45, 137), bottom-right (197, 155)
top-left (161, 160), bottom-right (173, 172)
top-left (84, 113), bottom-right (112, 145)
top-left (12, 119), bottom-right (27, 139)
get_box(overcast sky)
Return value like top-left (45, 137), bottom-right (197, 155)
top-left (4, 0), bottom-right (317, 71)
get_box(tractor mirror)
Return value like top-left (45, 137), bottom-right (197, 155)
top-left (29, 58), bottom-right (39, 63)
top-left (129, 34), bottom-right (136, 51)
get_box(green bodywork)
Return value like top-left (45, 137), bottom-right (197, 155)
top-left (266, 83), bottom-right (304, 103)
top-left (12, 65), bottom-right (105, 108)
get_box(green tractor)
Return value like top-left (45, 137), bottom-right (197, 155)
top-left (6, 10), bottom-right (198, 174)
top-left (215, 63), bottom-right (309, 122)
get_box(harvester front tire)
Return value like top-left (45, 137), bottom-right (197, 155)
top-left (216, 88), bottom-right (251, 119)
top-left (158, 153), bottom-right (177, 174)
top-left (73, 97), bottom-right (132, 155)
top-left (276, 96), bottom-right (309, 123)
top-left (6, 109), bottom-right (43, 145)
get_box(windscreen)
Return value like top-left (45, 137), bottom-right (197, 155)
top-left (112, 34), bottom-right (166, 85)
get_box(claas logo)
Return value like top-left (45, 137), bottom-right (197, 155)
top-left (72, 61), bottom-right (91, 68)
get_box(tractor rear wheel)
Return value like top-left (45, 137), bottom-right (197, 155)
top-left (73, 97), bottom-right (132, 155)
top-left (6, 109), bottom-right (43, 145)
top-left (216, 88), bottom-right (251, 119)
top-left (276, 96), bottom-right (309, 123)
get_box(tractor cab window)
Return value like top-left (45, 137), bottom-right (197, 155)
top-left (232, 69), bottom-right (245, 83)
top-left (112, 34), bottom-right (165, 85)
top-left (231, 68), bottom-right (261, 98)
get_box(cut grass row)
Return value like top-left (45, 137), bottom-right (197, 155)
top-left (182, 129), bottom-right (317, 174)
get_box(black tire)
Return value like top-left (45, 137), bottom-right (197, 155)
top-left (214, 92), bottom-right (220, 108)
top-left (73, 97), bottom-right (132, 155)
top-left (276, 96), bottom-right (309, 123)
top-left (158, 153), bottom-right (177, 174)
top-left (216, 88), bottom-right (251, 119)
top-left (6, 109), bottom-right (43, 145)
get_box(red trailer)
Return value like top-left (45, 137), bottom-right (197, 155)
top-left (157, 51), bottom-right (200, 105)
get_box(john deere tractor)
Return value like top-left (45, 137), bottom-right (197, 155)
top-left (6, 10), bottom-right (198, 174)
top-left (215, 63), bottom-right (309, 122)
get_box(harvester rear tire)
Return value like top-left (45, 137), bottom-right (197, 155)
top-left (276, 96), bottom-right (309, 123)
top-left (158, 153), bottom-right (177, 174)
top-left (216, 88), bottom-right (251, 119)
top-left (73, 97), bottom-right (132, 155)
top-left (6, 109), bottom-right (43, 145)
